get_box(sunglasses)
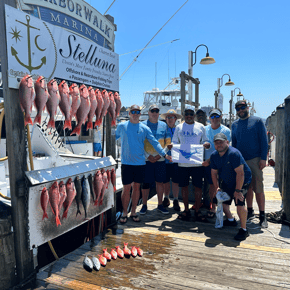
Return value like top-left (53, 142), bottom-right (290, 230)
top-left (166, 116), bottom-right (176, 120)
top-left (185, 112), bottom-right (194, 116)
top-left (150, 109), bottom-right (159, 113)
top-left (236, 105), bottom-right (247, 112)
top-left (131, 110), bottom-right (141, 115)
top-left (210, 115), bottom-right (220, 119)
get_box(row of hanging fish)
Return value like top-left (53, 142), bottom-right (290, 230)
top-left (83, 243), bottom-right (143, 272)
top-left (40, 168), bottom-right (116, 226)
top-left (19, 75), bottom-right (122, 134)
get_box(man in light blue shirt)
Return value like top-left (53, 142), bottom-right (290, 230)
top-left (116, 104), bottom-right (171, 224)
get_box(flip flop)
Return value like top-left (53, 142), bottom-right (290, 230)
top-left (207, 211), bottom-right (216, 218)
top-left (130, 215), bottom-right (141, 222)
top-left (196, 212), bottom-right (209, 223)
top-left (120, 216), bottom-right (128, 224)
top-left (177, 210), bottom-right (191, 221)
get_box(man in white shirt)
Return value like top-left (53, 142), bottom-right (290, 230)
top-left (172, 106), bottom-right (210, 221)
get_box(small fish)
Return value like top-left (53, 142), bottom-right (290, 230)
top-left (111, 168), bottom-right (116, 192)
top-left (70, 83), bottom-right (81, 119)
top-left (48, 181), bottom-right (61, 226)
top-left (74, 176), bottom-right (82, 216)
top-left (81, 175), bottom-right (91, 219)
top-left (136, 247), bottom-right (143, 257)
top-left (46, 79), bottom-right (60, 128)
top-left (107, 91), bottom-right (117, 126)
top-left (86, 86), bottom-right (98, 130)
top-left (106, 169), bottom-right (111, 185)
top-left (19, 74), bottom-right (35, 126)
top-left (34, 76), bottom-right (49, 125)
top-left (116, 246), bottom-right (124, 258)
top-left (123, 242), bottom-right (131, 256)
top-left (110, 248), bottom-right (117, 260)
top-left (93, 170), bottom-right (104, 206)
top-left (62, 178), bottom-right (76, 219)
top-left (58, 181), bottom-right (67, 218)
top-left (103, 248), bottom-right (111, 261)
top-left (131, 246), bottom-right (137, 257)
top-left (40, 187), bottom-right (49, 220)
top-left (114, 92), bottom-right (122, 117)
top-left (58, 80), bottom-right (72, 130)
top-left (83, 256), bottom-right (93, 271)
top-left (98, 254), bottom-right (107, 266)
top-left (92, 256), bottom-right (100, 271)
top-left (88, 174), bottom-right (95, 202)
top-left (94, 89), bottom-right (104, 127)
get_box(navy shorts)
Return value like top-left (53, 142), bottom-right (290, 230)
top-left (222, 183), bottom-right (250, 206)
top-left (178, 166), bottom-right (203, 188)
top-left (121, 164), bottom-right (146, 185)
top-left (93, 143), bottom-right (102, 152)
top-left (204, 166), bottom-right (213, 184)
top-left (142, 160), bottom-right (166, 189)
top-left (164, 163), bottom-right (179, 183)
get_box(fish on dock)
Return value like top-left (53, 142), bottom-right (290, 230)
top-left (58, 181), bottom-right (67, 218)
top-left (94, 88), bottom-right (104, 127)
top-left (34, 76), bottom-right (49, 125)
top-left (83, 256), bottom-right (93, 271)
top-left (87, 86), bottom-right (98, 130)
top-left (48, 181), bottom-right (61, 226)
top-left (116, 246), bottom-right (124, 258)
top-left (131, 246), bottom-right (137, 257)
top-left (108, 91), bottom-right (117, 126)
top-left (58, 80), bottom-right (72, 130)
top-left (69, 83), bottom-right (81, 120)
top-left (46, 79), bottom-right (60, 129)
top-left (40, 187), bottom-right (49, 220)
top-left (110, 248), bottom-right (117, 260)
top-left (93, 170), bottom-right (103, 206)
top-left (136, 247), bottom-right (143, 257)
top-left (123, 242), bottom-right (131, 256)
top-left (62, 178), bottom-right (76, 219)
top-left (102, 248), bottom-right (111, 261)
top-left (114, 92), bottom-right (121, 117)
top-left (92, 256), bottom-right (100, 271)
top-left (98, 254), bottom-right (107, 266)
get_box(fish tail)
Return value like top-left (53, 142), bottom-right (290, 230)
top-left (47, 119), bottom-right (55, 128)
top-left (111, 119), bottom-right (116, 126)
top-left (25, 115), bottom-right (33, 126)
top-left (94, 199), bottom-right (98, 206)
top-left (56, 215), bottom-right (61, 227)
top-left (34, 114), bottom-right (41, 125)
top-left (62, 210), bottom-right (67, 219)
top-left (87, 121), bottom-right (93, 130)
top-left (63, 120), bottom-right (71, 130)
top-left (76, 209), bottom-right (81, 216)
top-left (113, 186), bottom-right (116, 192)
top-left (70, 126), bottom-right (81, 136)
top-left (42, 212), bottom-right (48, 220)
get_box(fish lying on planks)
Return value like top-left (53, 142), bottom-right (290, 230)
top-left (48, 181), bottom-right (61, 226)
top-left (40, 187), bottom-right (49, 220)
top-left (115, 246), bottom-right (124, 258)
top-left (136, 247), bottom-right (143, 257)
top-left (111, 168), bottom-right (116, 192)
top-left (123, 242), bottom-right (131, 256)
top-left (108, 91), bottom-right (117, 126)
top-left (102, 248), bottom-right (111, 261)
top-left (88, 174), bottom-right (95, 202)
top-left (74, 176), bottom-right (82, 216)
top-left (114, 92), bottom-right (121, 117)
top-left (58, 181), bottom-right (67, 218)
top-left (94, 88), bottom-right (104, 127)
top-left (83, 256), bottom-right (93, 271)
top-left (110, 248), bottom-right (117, 260)
top-left (92, 256), bottom-right (100, 271)
top-left (46, 79), bottom-right (60, 129)
top-left (86, 86), bottom-right (98, 130)
top-left (58, 80), bottom-right (72, 130)
top-left (69, 83), bottom-right (81, 121)
top-left (131, 246), bottom-right (137, 257)
top-left (62, 178), bottom-right (76, 219)
top-left (71, 84), bottom-right (91, 136)
top-left (19, 74), bottom-right (35, 126)
top-left (93, 170), bottom-right (103, 206)
top-left (98, 254), bottom-right (107, 266)
top-left (81, 175), bottom-right (91, 219)
top-left (34, 76), bottom-right (49, 125)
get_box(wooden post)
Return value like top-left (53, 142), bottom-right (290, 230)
top-left (282, 96), bottom-right (290, 221)
top-left (180, 71), bottom-right (185, 116)
top-left (0, 0), bottom-right (34, 283)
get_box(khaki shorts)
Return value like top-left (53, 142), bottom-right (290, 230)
top-left (246, 157), bottom-right (264, 193)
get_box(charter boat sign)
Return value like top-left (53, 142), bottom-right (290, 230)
top-left (5, 5), bottom-right (119, 91)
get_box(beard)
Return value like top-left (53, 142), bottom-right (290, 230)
top-left (238, 110), bottom-right (249, 119)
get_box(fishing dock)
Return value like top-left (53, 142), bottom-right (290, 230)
top-left (33, 166), bottom-right (290, 290)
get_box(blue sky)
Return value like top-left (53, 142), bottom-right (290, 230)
top-left (91, 0), bottom-right (290, 118)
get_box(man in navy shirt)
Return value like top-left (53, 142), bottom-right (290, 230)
top-left (210, 133), bottom-right (252, 241)
top-left (231, 100), bottom-right (268, 228)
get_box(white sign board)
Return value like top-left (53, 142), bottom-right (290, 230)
top-left (171, 144), bottom-right (204, 165)
top-left (5, 5), bottom-right (119, 91)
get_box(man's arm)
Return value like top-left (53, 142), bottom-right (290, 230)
top-left (211, 168), bottom-right (219, 197)
top-left (234, 164), bottom-right (245, 203)
top-left (172, 126), bottom-right (180, 144)
top-left (258, 119), bottom-right (268, 169)
top-left (115, 124), bottom-right (122, 140)
top-left (231, 124), bottom-right (237, 148)
top-left (201, 126), bottom-right (210, 149)
top-left (145, 127), bottom-right (166, 157)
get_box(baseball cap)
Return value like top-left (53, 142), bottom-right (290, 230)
top-left (235, 100), bottom-right (247, 108)
top-left (213, 133), bottom-right (228, 142)
top-left (209, 109), bottom-right (222, 117)
top-left (196, 108), bottom-right (206, 115)
top-left (149, 104), bottom-right (159, 111)
top-left (129, 104), bottom-right (141, 111)
top-left (184, 105), bottom-right (195, 112)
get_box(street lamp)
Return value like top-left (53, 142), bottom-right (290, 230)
top-left (215, 73), bottom-right (234, 110)
top-left (188, 44), bottom-right (215, 102)
top-left (229, 87), bottom-right (243, 128)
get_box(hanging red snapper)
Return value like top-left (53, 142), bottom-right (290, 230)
top-left (46, 79), bottom-right (60, 128)
top-left (48, 181), bottom-right (61, 226)
top-left (108, 91), bottom-right (117, 126)
top-left (99, 170), bottom-right (108, 206)
top-left (40, 187), bottom-right (49, 220)
top-left (58, 80), bottom-right (72, 130)
top-left (106, 169), bottom-right (111, 185)
top-left (86, 86), bottom-right (98, 130)
top-left (100, 89), bottom-right (110, 121)
top-left (111, 168), bottom-right (116, 192)
top-left (69, 83), bottom-right (81, 120)
top-left (114, 92), bottom-right (121, 117)
top-left (58, 181), bottom-right (67, 217)
top-left (93, 170), bottom-right (103, 206)
top-left (95, 89), bottom-right (104, 127)
top-left (19, 74), bottom-right (35, 126)
top-left (62, 178), bottom-right (76, 219)
top-left (34, 76), bottom-right (49, 125)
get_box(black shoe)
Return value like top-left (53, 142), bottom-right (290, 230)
top-left (259, 215), bottom-right (268, 228)
top-left (173, 199), bottom-right (180, 211)
top-left (223, 218), bottom-right (238, 227)
top-left (234, 228), bottom-right (249, 241)
top-left (162, 197), bottom-right (170, 208)
top-left (247, 210), bottom-right (255, 221)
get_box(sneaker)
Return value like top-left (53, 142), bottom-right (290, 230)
top-left (157, 205), bottom-right (169, 215)
top-left (139, 205), bottom-right (147, 215)
top-left (162, 197), bottom-right (170, 208)
top-left (223, 218), bottom-right (238, 227)
top-left (173, 199), bottom-right (181, 211)
top-left (247, 210), bottom-right (255, 221)
top-left (234, 228), bottom-right (249, 241)
top-left (259, 215), bottom-right (268, 228)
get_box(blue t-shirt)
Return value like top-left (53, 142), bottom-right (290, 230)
top-left (210, 146), bottom-right (252, 190)
top-left (231, 116), bottom-right (268, 161)
top-left (205, 124), bottom-right (231, 160)
top-left (116, 121), bottom-right (166, 165)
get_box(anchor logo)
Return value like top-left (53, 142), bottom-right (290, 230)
top-left (10, 15), bottom-right (46, 73)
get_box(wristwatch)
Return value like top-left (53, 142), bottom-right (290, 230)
top-left (163, 154), bottom-right (167, 158)
top-left (235, 189), bottom-right (242, 192)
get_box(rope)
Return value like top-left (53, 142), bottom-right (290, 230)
top-left (0, 192), bottom-right (11, 200)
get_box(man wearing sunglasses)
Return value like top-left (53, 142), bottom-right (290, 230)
top-left (116, 104), bottom-right (171, 224)
top-left (231, 100), bottom-right (268, 228)
top-left (140, 104), bottom-right (172, 215)
top-left (172, 105), bottom-right (210, 222)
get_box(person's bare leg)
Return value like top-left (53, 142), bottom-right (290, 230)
top-left (246, 186), bottom-right (254, 208)
top-left (181, 186), bottom-right (189, 211)
top-left (141, 188), bottom-right (150, 205)
top-left (255, 191), bottom-right (265, 212)
top-left (209, 184), bottom-right (216, 212)
top-left (164, 182), bottom-right (170, 196)
top-left (156, 182), bottom-right (164, 205)
top-left (131, 182), bottom-right (141, 215)
top-left (223, 204), bottom-right (234, 219)
top-left (121, 184), bottom-right (132, 217)
top-left (237, 205), bottom-right (247, 229)
top-left (172, 182), bottom-right (179, 199)
top-left (194, 187), bottom-right (202, 213)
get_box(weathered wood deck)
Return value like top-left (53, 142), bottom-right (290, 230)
top-left (34, 167), bottom-right (290, 290)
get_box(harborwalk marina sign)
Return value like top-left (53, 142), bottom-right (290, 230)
top-left (5, 4), bottom-right (119, 91)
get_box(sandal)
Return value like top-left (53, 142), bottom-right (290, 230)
top-left (177, 210), bottom-right (191, 221)
top-left (207, 211), bottom-right (216, 218)
top-left (120, 216), bottom-right (128, 224)
top-left (196, 212), bottom-right (209, 223)
top-left (130, 215), bottom-right (141, 222)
